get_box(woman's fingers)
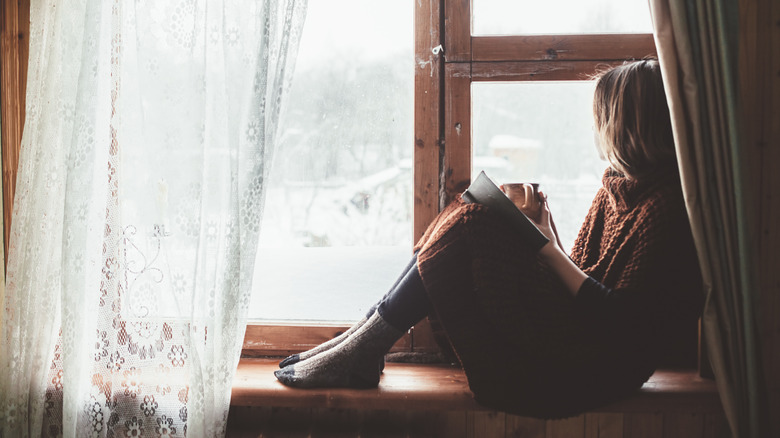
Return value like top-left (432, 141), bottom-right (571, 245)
top-left (540, 198), bottom-right (551, 226)
top-left (537, 191), bottom-right (565, 251)
top-left (540, 193), bottom-right (552, 223)
top-left (522, 184), bottom-right (543, 221)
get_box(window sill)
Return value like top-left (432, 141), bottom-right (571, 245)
top-left (231, 358), bottom-right (722, 414)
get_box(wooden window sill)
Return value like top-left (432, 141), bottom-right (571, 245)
top-left (231, 358), bottom-right (722, 414)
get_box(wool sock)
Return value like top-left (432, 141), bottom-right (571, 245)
top-left (277, 305), bottom-right (376, 368)
top-left (278, 254), bottom-right (419, 369)
top-left (274, 310), bottom-right (403, 389)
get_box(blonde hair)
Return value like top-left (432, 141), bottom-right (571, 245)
top-left (593, 59), bottom-right (676, 180)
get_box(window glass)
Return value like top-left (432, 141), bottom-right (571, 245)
top-left (249, 0), bottom-right (413, 323)
top-left (473, 0), bottom-right (653, 35)
top-left (471, 82), bottom-right (607, 252)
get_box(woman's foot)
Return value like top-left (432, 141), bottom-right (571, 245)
top-left (278, 316), bottom-right (368, 368)
top-left (278, 304), bottom-right (379, 368)
top-left (274, 311), bottom-right (402, 389)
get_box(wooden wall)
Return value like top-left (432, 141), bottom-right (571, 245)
top-left (737, 0), bottom-right (780, 433)
top-left (226, 407), bottom-right (729, 438)
top-left (744, 0), bottom-right (780, 434)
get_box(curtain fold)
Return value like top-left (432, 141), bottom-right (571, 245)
top-left (649, 0), bottom-right (767, 437)
top-left (0, 0), bottom-right (307, 436)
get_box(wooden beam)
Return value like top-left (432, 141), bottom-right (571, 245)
top-left (233, 359), bottom-right (481, 411)
top-left (470, 60), bottom-right (627, 82)
top-left (444, 0), bottom-right (471, 62)
top-left (410, 0), bottom-right (448, 357)
top-left (443, 62), bottom-right (471, 206)
top-left (547, 414), bottom-right (585, 438)
top-left (623, 412), bottom-right (663, 438)
top-left (505, 414), bottom-right (545, 438)
top-left (467, 411), bottom-right (505, 437)
top-left (414, 0), bottom-right (443, 244)
top-left (662, 412), bottom-right (705, 438)
top-left (757, 0), bottom-right (780, 434)
top-left (233, 359), bottom-right (723, 414)
top-left (242, 324), bottom-right (413, 357)
top-left (738, 0), bottom-right (779, 434)
top-left (585, 413), bottom-right (623, 438)
top-left (472, 34), bottom-right (656, 62)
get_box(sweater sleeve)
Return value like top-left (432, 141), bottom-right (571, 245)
top-left (575, 276), bottom-right (647, 323)
top-left (576, 276), bottom-right (619, 304)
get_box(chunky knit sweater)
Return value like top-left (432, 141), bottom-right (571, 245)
top-left (413, 168), bottom-right (702, 418)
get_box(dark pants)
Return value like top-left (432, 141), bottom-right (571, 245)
top-left (374, 253), bottom-right (431, 332)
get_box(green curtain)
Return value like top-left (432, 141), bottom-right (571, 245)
top-left (649, 0), bottom-right (767, 437)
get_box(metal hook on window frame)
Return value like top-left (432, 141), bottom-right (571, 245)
top-left (431, 45), bottom-right (444, 56)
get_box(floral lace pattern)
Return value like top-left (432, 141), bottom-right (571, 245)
top-left (0, 0), bottom-right (307, 436)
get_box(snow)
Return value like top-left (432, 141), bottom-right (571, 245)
top-left (250, 245), bottom-right (411, 322)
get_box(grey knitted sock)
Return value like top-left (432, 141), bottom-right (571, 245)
top-left (274, 311), bottom-right (403, 389)
top-left (278, 316), bottom-right (368, 368)
top-left (278, 304), bottom-right (378, 368)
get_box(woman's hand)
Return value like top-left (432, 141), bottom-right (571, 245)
top-left (533, 191), bottom-right (587, 296)
top-left (534, 191), bottom-right (564, 253)
top-left (500, 183), bottom-right (543, 222)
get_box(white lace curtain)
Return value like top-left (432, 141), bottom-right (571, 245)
top-left (0, 0), bottom-right (306, 436)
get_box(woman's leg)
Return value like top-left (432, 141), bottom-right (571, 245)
top-left (376, 256), bottom-right (431, 332)
top-left (278, 255), bottom-right (421, 368)
top-left (274, 256), bottom-right (431, 388)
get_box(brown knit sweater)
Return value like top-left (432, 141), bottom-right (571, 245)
top-left (413, 168), bottom-right (703, 418)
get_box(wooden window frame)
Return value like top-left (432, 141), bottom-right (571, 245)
top-left (1, 0), bottom-right (29, 259)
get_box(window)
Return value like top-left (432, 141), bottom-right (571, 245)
top-left (243, 0), bottom-right (418, 353)
top-left (248, 0), bottom-right (414, 325)
top-left (243, 0), bottom-right (657, 355)
top-left (472, 0), bottom-right (653, 35)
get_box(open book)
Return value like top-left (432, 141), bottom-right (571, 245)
top-left (461, 171), bottom-right (550, 252)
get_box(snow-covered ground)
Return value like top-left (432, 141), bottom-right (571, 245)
top-left (250, 245), bottom-right (411, 322)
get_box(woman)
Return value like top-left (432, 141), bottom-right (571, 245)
top-left (274, 59), bottom-right (703, 418)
